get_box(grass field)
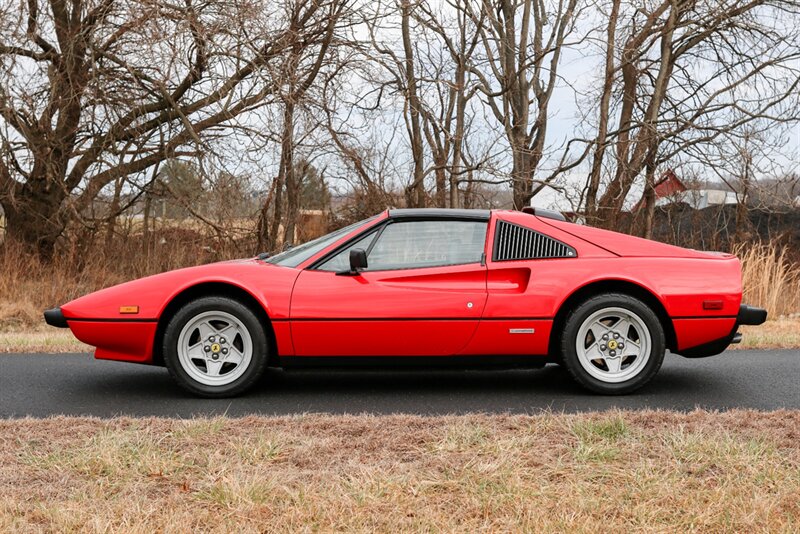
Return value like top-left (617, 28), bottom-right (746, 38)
top-left (738, 318), bottom-right (800, 349)
top-left (2, 411), bottom-right (799, 532)
top-left (0, 330), bottom-right (91, 353)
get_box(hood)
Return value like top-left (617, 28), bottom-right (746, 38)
top-left (537, 217), bottom-right (732, 259)
top-left (60, 258), bottom-right (281, 321)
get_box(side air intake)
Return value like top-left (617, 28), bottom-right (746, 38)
top-left (493, 221), bottom-right (576, 261)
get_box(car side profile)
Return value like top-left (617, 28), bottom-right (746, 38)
top-left (44, 208), bottom-right (767, 397)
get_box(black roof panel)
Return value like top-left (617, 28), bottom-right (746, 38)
top-left (387, 208), bottom-right (490, 220)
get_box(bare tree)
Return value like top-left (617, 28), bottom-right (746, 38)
top-left (3, 0), bottom-right (799, 262)
top-left (415, 0), bottom-right (486, 208)
top-left (0, 0), bottom-right (344, 258)
top-left (585, 0), bottom-right (621, 222)
top-left (364, 0), bottom-right (429, 207)
top-left (460, 0), bottom-right (583, 209)
top-left (583, 0), bottom-right (800, 229)
top-left (254, 0), bottom-right (350, 251)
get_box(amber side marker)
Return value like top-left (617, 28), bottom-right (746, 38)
top-left (119, 306), bottom-right (140, 314)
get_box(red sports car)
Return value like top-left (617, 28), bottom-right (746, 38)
top-left (44, 208), bottom-right (767, 397)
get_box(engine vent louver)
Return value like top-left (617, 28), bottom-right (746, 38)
top-left (493, 221), bottom-right (576, 261)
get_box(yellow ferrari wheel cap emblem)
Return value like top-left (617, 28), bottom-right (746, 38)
top-left (607, 340), bottom-right (618, 350)
top-left (211, 343), bottom-right (221, 353)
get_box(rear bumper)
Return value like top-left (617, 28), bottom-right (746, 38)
top-left (737, 304), bottom-right (768, 326)
top-left (676, 304), bottom-right (767, 358)
top-left (44, 308), bottom-right (68, 328)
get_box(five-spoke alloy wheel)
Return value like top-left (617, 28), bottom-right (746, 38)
top-left (163, 296), bottom-right (269, 397)
top-left (560, 293), bottom-right (665, 394)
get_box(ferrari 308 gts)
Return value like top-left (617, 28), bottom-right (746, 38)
top-left (44, 208), bottom-right (767, 397)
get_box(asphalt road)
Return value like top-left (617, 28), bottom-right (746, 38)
top-left (1, 350), bottom-right (798, 418)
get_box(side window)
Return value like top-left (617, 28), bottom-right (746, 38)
top-left (317, 232), bottom-right (378, 272)
top-left (366, 220), bottom-right (487, 270)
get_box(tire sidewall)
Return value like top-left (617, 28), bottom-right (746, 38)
top-left (163, 296), bottom-right (268, 397)
top-left (561, 293), bottom-right (665, 394)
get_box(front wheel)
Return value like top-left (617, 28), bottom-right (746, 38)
top-left (560, 293), bottom-right (665, 394)
top-left (162, 296), bottom-right (269, 397)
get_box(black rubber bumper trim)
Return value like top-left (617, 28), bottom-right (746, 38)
top-left (43, 308), bottom-right (68, 328)
top-left (676, 303), bottom-right (767, 358)
top-left (738, 304), bottom-right (768, 326)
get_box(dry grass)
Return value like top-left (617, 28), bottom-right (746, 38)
top-left (1, 411), bottom-right (799, 532)
top-left (0, 329), bottom-right (90, 353)
top-left (738, 243), bottom-right (800, 319)
top-left (737, 317), bottom-right (800, 350)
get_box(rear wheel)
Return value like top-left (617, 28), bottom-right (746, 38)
top-left (163, 296), bottom-right (269, 397)
top-left (560, 293), bottom-right (665, 394)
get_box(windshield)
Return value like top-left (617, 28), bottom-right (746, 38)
top-left (263, 216), bottom-right (379, 268)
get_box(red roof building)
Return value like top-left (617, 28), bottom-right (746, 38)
top-left (633, 169), bottom-right (687, 212)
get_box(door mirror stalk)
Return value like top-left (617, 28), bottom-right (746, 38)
top-left (336, 248), bottom-right (368, 276)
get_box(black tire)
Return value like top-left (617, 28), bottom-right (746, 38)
top-left (560, 293), bottom-right (665, 394)
top-left (162, 296), bottom-right (269, 398)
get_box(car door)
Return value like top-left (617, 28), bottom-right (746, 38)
top-left (290, 218), bottom-right (489, 357)
top-left (460, 215), bottom-right (579, 357)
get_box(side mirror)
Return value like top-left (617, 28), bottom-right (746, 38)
top-left (340, 248), bottom-right (368, 276)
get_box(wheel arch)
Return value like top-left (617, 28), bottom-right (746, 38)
top-left (151, 282), bottom-right (278, 367)
top-left (548, 279), bottom-right (677, 357)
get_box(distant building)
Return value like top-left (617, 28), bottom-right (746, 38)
top-left (634, 169), bottom-right (742, 211)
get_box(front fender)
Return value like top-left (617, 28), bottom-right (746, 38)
top-left (56, 260), bottom-right (300, 364)
top-left (61, 260), bottom-right (299, 322)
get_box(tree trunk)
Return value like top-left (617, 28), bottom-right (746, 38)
top-left (463, 168), bottom-right (476, 208)
top-left (433, 162), bottom-right (447, 208)
top-left (639, 158), bottom-right (658, 239)
top-left (1, 183), bottom-right (66, 260)
top-left (281, 102), bottom-right (299, 245)
top-left (596, 2), bottom-right (677, 230)
top-left (104, 177), bottom-right (124, 254)
top-left (449, 58), bottom-right (468, 209)
top-left (267, 172), bottom-right (284, 252)
top-left (585, 0), bottom-right (620, 223)
top-left (735, 150), bottom-right (752, 243)
top-left (401, 1), bottom-right (425, 208)
top-left (142, 193), bottom-right (152, 261)
top-left (257, 102), bottom-right (294, 253)
top-left (511, 137), bottom-right (532, 209)
top-left (256, 177), bottom-right (278, 252)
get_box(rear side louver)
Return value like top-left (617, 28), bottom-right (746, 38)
top-left (493, 220), bottom-right (576, 261)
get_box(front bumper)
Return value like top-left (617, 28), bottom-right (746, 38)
top-left (43, 307), bottom-right (157, 363)
top-left (677, 303), bottom-right (768, 358)
top-left (44, 307), bottom-right (68, 328)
